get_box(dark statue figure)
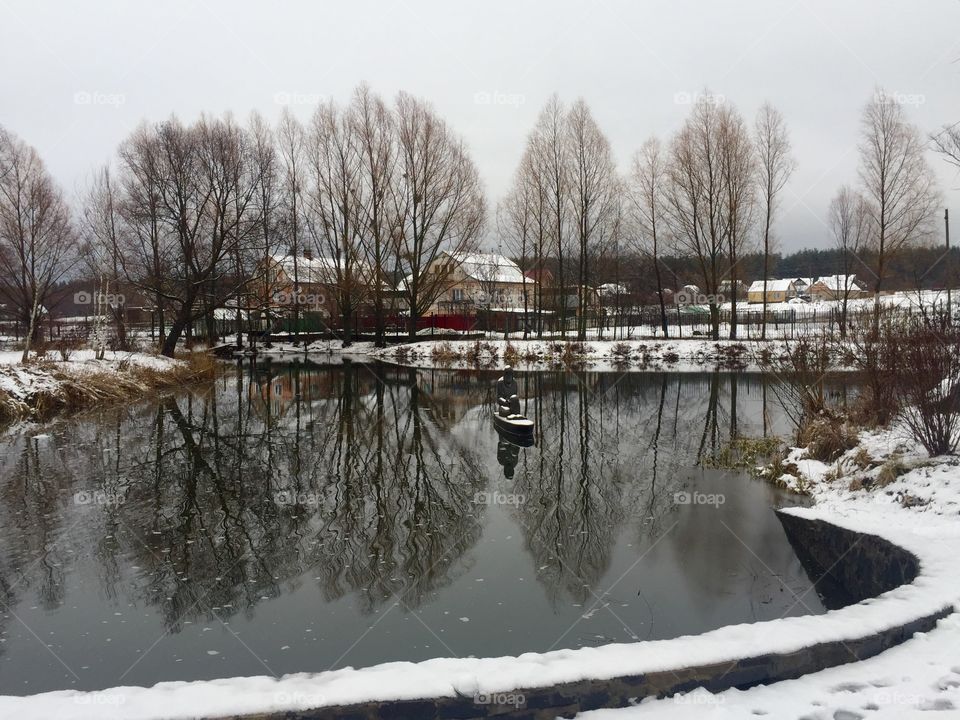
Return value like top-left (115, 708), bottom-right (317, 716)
top-left (496, 366), bottom-right (520, 416)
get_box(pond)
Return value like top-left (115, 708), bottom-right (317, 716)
top-left (0, 362), bottom-right (845, 695)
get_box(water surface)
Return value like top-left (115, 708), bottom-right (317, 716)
top-left (0, 362), bottom-right (835, 694)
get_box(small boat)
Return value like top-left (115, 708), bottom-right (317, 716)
top-left (493, 407), bottom-right (534, 436)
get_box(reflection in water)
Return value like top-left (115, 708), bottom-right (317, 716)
top-left (0, 362), bottom-right (833, 694)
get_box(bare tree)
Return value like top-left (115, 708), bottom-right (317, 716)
top-left (351, 84), bottom-right (400, 347)
top-left (393, 92), bottom-right (485, 338)
top-left (529, 95), bottom-right (571, 336)
top-left (628, 137), bottom-right (670, 336)
top-left (828, 185), bottom-right (869, 338)
top-left (117, 122), bottom-right (170, 346)
top-left (0, 127), bottom-right (76, 362)
top-left (81, 165), bottom-right (128, 350)
top-left (276, 108), bottom-right (308, 339)
top-left (247, 111), bottom-right (282, 346)
top-left (566, 98), bottom-right (618, 340)
top-left (498, 161), bottom-right (536, 339)
top-left (306, 99), bottom-right (367, 346)
top-left (665, 96), bottom-right (727, 340)
top-left (718, 103), bottom-right (755, 340)
top-left (931, 121), bottom-right (960, 169)
top-left (754, 103), bottom-right (796, 340)
top-left (116, 115), bottom-right (262, 357)
top-left (858, 90), bottom-right (939, 329)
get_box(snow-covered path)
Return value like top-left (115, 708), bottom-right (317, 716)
top-left (579, 615), bottom-right (960, 719)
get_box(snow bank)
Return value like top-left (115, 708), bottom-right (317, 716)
top-left (0, 351), bottom-right (186, 420)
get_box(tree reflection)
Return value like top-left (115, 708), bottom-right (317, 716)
top-left (0, 364), bottom-right (780, 636)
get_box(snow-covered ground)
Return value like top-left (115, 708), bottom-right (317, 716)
top-left (0, 350), bottom-right (184, 418)
top-left (368, 337), bottom-right (813, 372)
top-left (1, 420), bottom-right (957, 719)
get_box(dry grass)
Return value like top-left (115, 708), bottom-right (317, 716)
top-left (0, 352), bottom-right (217, 425)
top-left (797, 414), bottom-right (858, 463)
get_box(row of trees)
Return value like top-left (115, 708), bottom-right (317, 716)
top-left (500, 90), bottom-right (949, 342)
top-left (1, 87), bottom-right (956, 358)
top-left (79, 85), bottom-right (485, 355)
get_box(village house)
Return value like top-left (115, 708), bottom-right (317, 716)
top-left (718, 279), bottom-right (749, 302)
top-left (747, 279), bottom-right (798, 304)
top-left (807, 275), bottom-right (867, 302)
top-left (428, 251), bottom-right (535, 316)
top-left (791, 277), bottom-right (817, 297)
top-left (259, 251), bottom-right (389, 327)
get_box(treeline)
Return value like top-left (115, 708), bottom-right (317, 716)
top-left (1, 85), bottom-right (958, 359)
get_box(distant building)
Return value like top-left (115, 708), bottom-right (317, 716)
top-left (425, 250), bottom-right (535, 315)
top-left (747, 279), bottom-right (797, 304)
top-left (791, 277), bottom-right (816, 296)
top-left (807, 275), bottom-right (867, 302)
top-left (718, 279), bottom-right (748, 302)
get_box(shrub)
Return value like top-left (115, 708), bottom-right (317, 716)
top-left (797, 414), bottom-right (858, 462)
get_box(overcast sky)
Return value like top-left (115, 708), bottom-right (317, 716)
top-left (1, 0), bottom-right (958, 252)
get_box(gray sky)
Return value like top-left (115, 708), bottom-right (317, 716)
top-left (2, 0), bottom-right (958, 252)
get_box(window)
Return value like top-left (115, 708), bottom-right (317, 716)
top-left (452, 288), bottom-right (464, 302)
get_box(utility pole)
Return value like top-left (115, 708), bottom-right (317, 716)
top-left (947, 208), bottom-right (952, 325)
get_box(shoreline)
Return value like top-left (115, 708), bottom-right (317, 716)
top-left (242, 336), bottom-right (858, 373)
top-left (0, 350), bottom-right (216, 425)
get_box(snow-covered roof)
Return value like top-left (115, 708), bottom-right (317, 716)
top-left (811, 274), bottom-right (861, 291)
top-left (444, 251), bottom-right (527, 284)
top-left (792, 277), bottom-right (816, 288)
top-left (748, 279), bottom-right (795, 293)
top-left (598, 283), bottom-right (628, 296)
top-left (269, 253), bottom-right (374, 285)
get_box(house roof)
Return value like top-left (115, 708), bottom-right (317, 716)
top-left (443, 251), bottom-right (527, 284)
top-left (811, 274), bottom-right (861, 291)
top-left (270, 254), bottom-right (379, 285)
top-left (748, 279), bottom-right (795, 293)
